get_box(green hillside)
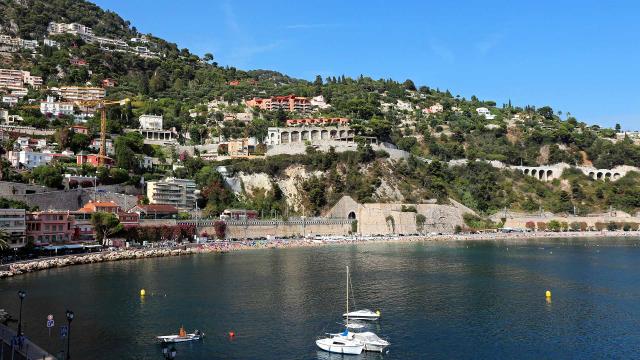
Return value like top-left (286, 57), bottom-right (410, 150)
top-left (1, 0), bottom-right (640, 220)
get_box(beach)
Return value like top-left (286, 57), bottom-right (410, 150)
top-left (1, 230), bottom-right (639, 279)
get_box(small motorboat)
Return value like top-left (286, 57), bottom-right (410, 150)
top-left (316, 330), bottom-right (364, 355)
top-left (157, 326), bottom-right (204, 343)
top-left (342, 309), bottom-right (380, 321)
top-left (352, 331), bottom-right (390, 352)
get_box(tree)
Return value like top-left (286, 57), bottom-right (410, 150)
top-left (213, 220), bottom-right (227, 240)
top-left (0, 229), bottom-right (9, 250)
top-left (91, 212), bottom-right (123, 245)
top-left (203, 53), bottom-right (214, 63)
top-left (31, 165), bottom-right (63, 188)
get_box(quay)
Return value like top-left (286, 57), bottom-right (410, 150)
top-left (0, 323), bottom-right (56, 360)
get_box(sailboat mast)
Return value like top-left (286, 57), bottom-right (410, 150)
top-left (346, 265), bottom-right (349, 325)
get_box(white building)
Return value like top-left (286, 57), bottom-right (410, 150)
top-left (146, 177), bottom-right (197, 210)
top-left (310, 95), bottom-right (331, 109)
top-left (139, 114), bottom-right (163, 130)
top-left (43, 38), bottom-right (60, 48)
top-left (0, 209), bottom-right (26, 248)
top-left (48, 22), bottom-right (94, 37)
top-left (9, 148), bottom-right (54, 169)
top-left (422, 103), bottom-right (444, 115)
top-left (40, 96), bottom-right (74, 117)
top-left (89, 138), bottom-right (114, 155)
top-left (1, 96), bottom-right (18, 107)
top-left (476, 107), bottom-right (496, 120)
top-left (396, 100), bottom-right (414, 111)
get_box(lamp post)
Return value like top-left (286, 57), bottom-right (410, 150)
top-left (17, 290), bottom-right (25, 336)
top-left (161, 342), bottom-right (177, 359)
top-left (65, 310), bottom-right (74, 360)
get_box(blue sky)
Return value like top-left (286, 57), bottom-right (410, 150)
top-left (93, 0), bottom-right (639, 129)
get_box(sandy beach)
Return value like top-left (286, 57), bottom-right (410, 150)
top-left (1, 230), bottom-right (639, 279)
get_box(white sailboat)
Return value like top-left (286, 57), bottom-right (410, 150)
top-left (338, 267), bottom-right (389, 352)
top-left (316, 266), bottom-right (364, 355)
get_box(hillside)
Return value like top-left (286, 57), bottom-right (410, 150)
top-left (1, 0), bottom-right (640, 223)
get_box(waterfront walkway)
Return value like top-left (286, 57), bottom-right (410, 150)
top-left (0, 324), bottom-right (56, 360)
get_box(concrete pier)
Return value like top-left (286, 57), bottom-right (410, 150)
top-left (0, 323), bottom-right (56, 360)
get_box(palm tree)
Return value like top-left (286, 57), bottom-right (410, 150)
top-left (0, 229), bottom-right (10, 251)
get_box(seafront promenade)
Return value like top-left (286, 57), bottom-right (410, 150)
top-left (0, 323), bottom-right (56, 360)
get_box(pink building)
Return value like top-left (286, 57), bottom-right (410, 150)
top-left (246, 95), bottom-right (311, 113)
top-left (26, 211), bottom-right (77, 244)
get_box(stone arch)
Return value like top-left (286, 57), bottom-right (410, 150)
top-left (613, 173), bottom-right (621, 180)
top-left (291, 131), bottom-right (300, 142)
top-left (589, 172), bottom-right (595, 179)
top-left (347, 211), bottom-right (356, 220)
top-left (311, 130), bottom-right (319, 140)
top-left (538, 170), bottom-right (544, 180)
top-left (301, 131), bottom-right (309, 141)
top-left (281, 131), bottom-right (290, 143)
top-left (339, 130), bottom-right (347, 138)
top-left (597, 172), bottom-right (603, 180)
top-left (524, 168), bottom-right (530, 175)
top-left (605, 172), bottom-right (612, 180)
top-left (330, 130), bottom-right (337, 139)
top-left (321, 130), bottom-right (329, 140)
top-left (531, 169), bottom-right (537, 177)
top-left (546, 170), bottom-right (553, 180)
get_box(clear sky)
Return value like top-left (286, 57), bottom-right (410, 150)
top-left (92, 0), bottom-right (639, 130)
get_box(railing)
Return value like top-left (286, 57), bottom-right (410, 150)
top-left (0, 323), bottom-right (56, 360)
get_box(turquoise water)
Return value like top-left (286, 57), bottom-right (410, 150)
top-left (2, 238), bottom-right (640, 359)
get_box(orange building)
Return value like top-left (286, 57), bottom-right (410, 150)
top-left (246, 95), bottom-right (311, 113)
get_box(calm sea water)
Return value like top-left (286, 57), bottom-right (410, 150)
top-left (2, 238), bottom-right (640, 359)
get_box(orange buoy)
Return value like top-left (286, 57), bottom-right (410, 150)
top-left (228, 331), bottom-right (235, 337)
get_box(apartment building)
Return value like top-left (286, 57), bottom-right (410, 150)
top-left (0, 69), bottom-right (43, 90)
top-left (8, 148), bottom-right (54, 169)
top-left (26, 211), bottom-right (76, 244)
top-left (146, 177), bottom-right (197, 210)
top-left (139, 114), bottom-right (163, 130)
top-left (47, 22), bottom-right (94, 37)
top-left (246, 95), bottom-right (312, 113)
top-left (55, 86), bottom-right (105, 102)
top-left (0, 209), bottom-right (26, 248)
top-left (40, 96), bottom-right (74, 117)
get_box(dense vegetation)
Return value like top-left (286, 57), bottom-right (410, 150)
top-left (2, 0), bottom-right (640, 217)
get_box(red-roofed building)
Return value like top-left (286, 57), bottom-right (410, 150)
top-left (228, 80), bottom-right (240, 86)
top-left (70, 125), bottom-right (89, 135)
top-left (79, 200), bottom-right (121, 214)
top-left (77, 152), bottom-right (114, 168)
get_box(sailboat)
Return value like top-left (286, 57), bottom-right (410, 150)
top-left (316, 266), bottom-right (364, 355)
top-left (338, 267), bottom-right (390, 352)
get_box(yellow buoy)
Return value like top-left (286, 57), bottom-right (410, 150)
top-left (376, 310), bottom-right (381, 316)
top-left (140, 289), bottom-right (146, 296)
top-left (545, 290), bottom-right (551, 298)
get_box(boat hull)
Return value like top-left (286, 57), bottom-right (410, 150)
top-left (316, 338), bottom-right (363, 355)
top-left (156, 333), bottom-right (204, 343)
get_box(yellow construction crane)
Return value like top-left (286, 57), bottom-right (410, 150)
top-left (19, 98), bottom-right (130, 166)
top-left (77, 98), bottom-right (130, 165)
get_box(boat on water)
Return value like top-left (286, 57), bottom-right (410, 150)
top-left (316, 329), bottom-right (364, 355)
top-left (351, 332), bottom-right (390, 352)
top-left (316, 266), bottom-right (364, 355)
top-left (342, 309), bottom-right (380, 321)
top-left (157, 326), bottom-right (204, 343)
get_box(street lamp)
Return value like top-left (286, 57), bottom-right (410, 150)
top-left (17, 290), bottom-right (26, 336)
top-left (161, 342), bottom-right (177, 359)
top-left (65, 310), bottom-right (74, 360)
